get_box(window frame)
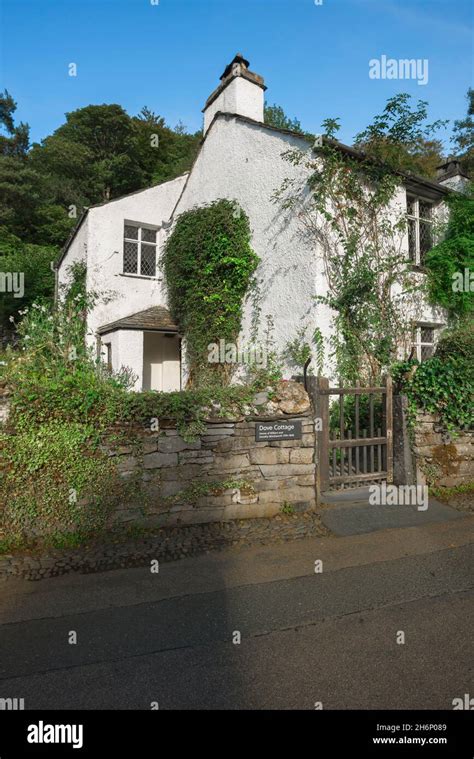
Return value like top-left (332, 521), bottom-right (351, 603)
top-left (412, 323), bottom-right (439, 362)
top-left (122, 221), bottom-right (160, 278)
top-left (406, 195), bottom-right (435, 267)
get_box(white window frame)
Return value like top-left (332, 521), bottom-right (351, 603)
top-left (406, 195), bottom-right (434, 266)
top-left (123, 221), bottom-right (159, 278)
top-left (412, 324), bottom-right (439, 362)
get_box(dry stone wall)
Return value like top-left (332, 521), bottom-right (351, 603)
top-left (109, 413), bottom-right (316, 527)
top-left (412, 411), bottom-right (474, 487)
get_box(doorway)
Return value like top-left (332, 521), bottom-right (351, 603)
top-left (142, 332), bottom-right (181, 392)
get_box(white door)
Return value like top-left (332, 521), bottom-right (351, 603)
top-left (142, 333), bottom-right (180, 391)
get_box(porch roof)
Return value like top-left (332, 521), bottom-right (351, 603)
top-left (98, 306), bottom-right (179, 336)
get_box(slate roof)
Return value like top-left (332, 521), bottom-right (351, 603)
top-left (98, 306), bottom-right (179, 335)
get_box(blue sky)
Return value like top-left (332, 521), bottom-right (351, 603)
top-left (1, 0), bottom-right (472, 148)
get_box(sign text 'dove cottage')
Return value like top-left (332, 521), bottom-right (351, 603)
top-left (255, 421), bottom-right (302, 442)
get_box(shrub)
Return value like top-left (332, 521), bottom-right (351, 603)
top-left (162, 200), bottom-right (259, 384)
top-left (434, 321), bottom-right (474, 364)
top-left (393, 355), bottom-right (473, 433)
top-left (0, 421), bottom-right (119, 542)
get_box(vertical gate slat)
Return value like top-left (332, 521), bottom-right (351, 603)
top-left (348, 429), bottom-right (353, 482)
top-left (317, 377), bottom-right (330, 493)
top-left (369, 394), bottom-right (375, 473)
top-left (339, 379), bottom-right (344, 487)
top-left (355, 382), bottom-right (360, 475)
top-left (385, 375), bottom-right (393, 484)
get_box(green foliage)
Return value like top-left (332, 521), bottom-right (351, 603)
top-left (434, 321), bottom-right (474, 362)
top-left (29, 103), bottom-right (201, 209)
top-left (429, 481), bottom-right (474, 500)
top-left (354, 93), bottom-right (447, 178)
top-left (409, 357), bottom-right (473, 432)
top-left (0, 94), bottom-right (202, 337)
top-left (2, 274), bottom-right (265, 548)
top-left (283, 324), bottom-right (326, 377)
top-left (0, 421), bottom-right (118, 541)
top-left (277, 114), bottom-right (420, 383)
top-left (264, 102), bottom-right (304, 133)
top-left (162, 200), bottom-right (259, 384)
top-left (393, 334), bottom-right (474, 433)
top-left (452, 88), bottom-right (474, 177)
top-left (0, 89), bottom-right (29, 157)
top-left (274, 93), bottom-right (459, 383)
top-left (424, 187), bottom-right (474, 321)
top-left (329, 394), bottom-right (384, 436)
top-left (163, 478), bottom-right (254, 506)
top-left (284, 328), bottom-right (312, 374)
top-left (0, 227), bottom-right (55, 333)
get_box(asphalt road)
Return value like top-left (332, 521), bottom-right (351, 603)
top-left (0, 516), bottom-right (473, 710)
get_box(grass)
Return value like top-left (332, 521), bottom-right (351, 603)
top-left (429, 482), bottom-right (474, 500)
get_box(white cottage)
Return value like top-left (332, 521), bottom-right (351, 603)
top-left (56, 54), bottom-right (468, 391)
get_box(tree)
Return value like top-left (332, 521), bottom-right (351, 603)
top-left (0, 90), bottom-right (30, 158)
top-left (0, 227), bottom-right (55, 345)
top-left (31, 104), bottom-right (146, 204)
top-left (354, 94), bottom-right (447, 178)
top-left (264, 102), bottom-right (303, 133)
top-left (452, 88), bottom-right (474, 177)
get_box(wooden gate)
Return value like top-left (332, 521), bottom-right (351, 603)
top-left (307, 376), bottom-right (393, 493)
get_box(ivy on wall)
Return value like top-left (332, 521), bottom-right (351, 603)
top-left (424, 187), bottom-right (474, 322)
top-left (392, 323), bottom-right (474, 434)
top-left (162, 199), bottom-right (259, 385)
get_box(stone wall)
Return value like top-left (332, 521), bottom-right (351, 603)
top-left (412, 411), bottom-right (474, 488)
top-left (109, 413), bottom-right (316, 527)
top-left (0, 379), bottom-right (317, 532)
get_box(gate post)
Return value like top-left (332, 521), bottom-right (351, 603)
top-left (309, 376), bottom-right (329, 498)
top-left (385, 374), bottom-right (394, 484)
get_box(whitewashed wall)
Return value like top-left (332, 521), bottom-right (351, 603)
top-left (57, 214), bottom-right (89, 291)
top-left (174, 116), bottom-right (448, 380)
top-left (85, 174), bottom-right (187, 344)
top-left (58, 174), bottom-right (187, 356)
top-left (204, 77), bottom-right (264, 134)
top-left (58, 112), bottom-right (449, 386)
top-left (173, 115), bottom-right (324, 379)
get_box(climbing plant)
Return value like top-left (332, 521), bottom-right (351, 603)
top-left (392, 323), bottom-right (474, 433)
top-left (273, 119), bottom-right (427, 384)
top-left (162, 200), bottom-right (259, 385)
top-left (424, 185), bottom-right (474, 322)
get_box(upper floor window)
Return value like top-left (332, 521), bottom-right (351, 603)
top-left (407, 196), bottom-right (434, 266)
top-left (123, 223), bottom-right (158, 277)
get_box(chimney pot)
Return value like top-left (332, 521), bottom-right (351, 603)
top-left (203, 54), bottom-right (266, 134)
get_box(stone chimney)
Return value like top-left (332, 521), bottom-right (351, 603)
top-left (436, 158), bottom-right (470, 191)
top-left (202, 53), bottom-right (266, 135)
